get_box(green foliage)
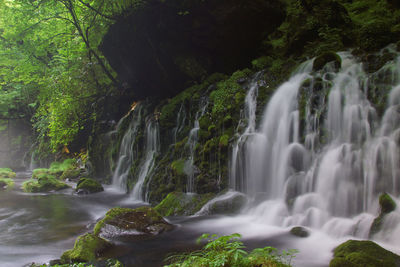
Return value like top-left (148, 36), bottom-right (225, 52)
top-left (165, 233), bottom-right (296, 267)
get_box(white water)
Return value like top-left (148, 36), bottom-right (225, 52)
top-left (229, 47), bottom-right (400, 248)
top-left (131, 117), bottom-right (160, 201)
top-left (185, 97), bottom-right (208, 193)
top-left (112, 104), bottom-right (143, 191)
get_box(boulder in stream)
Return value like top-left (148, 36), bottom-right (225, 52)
top-left (330, 239), bottom-right (400, 267)
top-left (76, 178), bottom-right (104, 194)
top-left (22, 174), bottom-right (70, 193)
top-left (369, 193), bottom-right (397, 237)
top-left (94, 206), bottom-right (173, 240)
top-left (60, 233), bottom-right (111, 264)
top-left (290, 226), bottom-right (309, 238)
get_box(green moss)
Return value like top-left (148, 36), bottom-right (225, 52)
top-left (210, 69), bottom-right (252, 115)
top-left (251, 56), bottom-right (272, 70)
top-left (60, 168), bottom-right (81, 180)
top-left (379, 193), bottom-right (396, 214)
top-left (154, 192), bottom-right (215, 216)
top-left (0, 168), bottom-right (16, 179)
top-left (0, 178), bottom-right (14, 191)
top-left (22, 176), bottom-right (70, 193)
top-left (49, 159), bottom-right (77, 176)
top-left (219, 134), bottom-right (229, 148)
top-left (313, 51), bottom-right (341, 71)
top-left (330, 240), bottom-right (400, 267)
top-left (93, 206), bottom-right (171, 237)
top-left (171, 159), bottom-right (186, 176)
top-left (370, 193), bottom-right (397, 237)
top-left (207, 124), bottom-right (216, 134)
top-left (32, 168), bottom-right (51, 179)
top-left (76, 178), bottom-right (104, 193)
top-left (60, 233), bottom-right (110, 264)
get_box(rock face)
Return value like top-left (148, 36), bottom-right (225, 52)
top-left (76, 178), bottom-right (104, 194)
top-left (60, 233), bottom-right (111, 264)
top-left (94, 206), bottom-right (173, 240)
top-left (330, 240), bottom-right (400, 267)
top-left (155, 192), bottom-right (215, 216)
top-left (100, 0), bottom-right (285, 99)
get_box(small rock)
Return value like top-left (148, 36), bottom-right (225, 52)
top-left (290, 226), bottom-right (309, 238)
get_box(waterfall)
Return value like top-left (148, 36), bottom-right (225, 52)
top-left (131, 117), bottom-right (160, 201)
top-left (230, 46), bottom-right (400, 242)
top-left (112, 104), bottom-right (143, 191)
top-left (184, 97), bottom-right (208, 193)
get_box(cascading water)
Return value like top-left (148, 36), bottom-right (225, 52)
top-left (229, 46), bottom-right (400, 244)
top-left (112, 104), bottom-right (143, 191)
top-left (184, 97), bottom-right (208, 193)
top-left (131, 117), bottom-right (160, 201)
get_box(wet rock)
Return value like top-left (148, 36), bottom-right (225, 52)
top-left (94, 206), bottom-right (173, 240)
top-left (200, 192), bottom-right (247, 215)
top-left (313, 52), bottom-right (341, 72)
top-left (330, 239), bottom-right (400, 267)
top-left (155, 192), bottom-right (215, 216)
top-left (60, 233), bottom-right (111, 264)
top-left (290, 226), bottom-right (309, 238)
top-left (369, 193), bottom-right (397, 237)
top-left (76, 178), bottom-right (104, 194)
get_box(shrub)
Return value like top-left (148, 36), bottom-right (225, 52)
top-left (164, 233), bottom-right (297, 267)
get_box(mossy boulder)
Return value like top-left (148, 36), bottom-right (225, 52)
top-left (22, 175), bottom-right (70, 193)
top-left (155, 192), bottom-right (215, 216)
top-left (198, 192), bottom-right (248, 215)
top-left (0, 178), bottom-right (14, 191)
top-left (313, 52), bottom-right (341, 71)
top-left (60, 233), bottom-right (111, 264)
top-left (32, 168), bottom-right (51, 179)
top-left (330, 240), bottom-right (400, 267)
top-left (0, 168), bottom-right (16, 179)
top-left (370, 193), bottom-right (397, 237)
top-left (76, 178), bottom-right (104, 194)
top-left (290, 226), bottom-right (309, 238)
top-left (60, 168), bottom-right (81, 180)
top-left (94, 206), bottom-right (173, 240)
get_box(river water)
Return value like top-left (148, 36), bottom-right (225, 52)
top-left (0, 172), bottom-right (341, 267)
top-left (2, 173), bottom-right (400, 266)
